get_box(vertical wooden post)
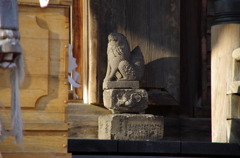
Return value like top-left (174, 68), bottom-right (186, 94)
top-left (211, 24), bottom-right (240, 142)
top-left (88, 0), bottom-right (101, 104)
top-left (200, 0), bottom-right (210, 113)
top-left (180, 0), bottom-right (202, 116)
top-left (72, 0), bottom-right (84, 100)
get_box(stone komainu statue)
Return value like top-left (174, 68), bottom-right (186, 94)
top-left (104, 33), bottom-right (144, 82)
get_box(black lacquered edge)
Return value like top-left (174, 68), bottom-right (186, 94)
top-left (212, 0), bottom-right (240, 25)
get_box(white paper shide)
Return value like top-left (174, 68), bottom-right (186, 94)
top-left (39, 0), bottom-right (50, 8)
top-left (68, 44), bottom-right (82, 88)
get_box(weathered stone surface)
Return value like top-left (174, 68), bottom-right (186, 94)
top-left (227, 81), bottom-right (240, 94)
top-left (103, 81), bottom-right (139, 90)
top-left (103, 89), bottom-right (148, 114)
top-left (104, 33), bottom-right (144, 82)
top-left (98, 114), bottom-right (164, 140)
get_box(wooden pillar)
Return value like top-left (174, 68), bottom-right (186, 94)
top-left (180, 0), bottom-right (202, 116)
top-left (211, 24), bottom-right (240, 142)
top-left (88, 0), bottom-right (101, 104)
top-left (72, 0), bottom-right (84, 100)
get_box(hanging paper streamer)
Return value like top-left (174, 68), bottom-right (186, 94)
top-left (68, 44), bottom-right (82, 88)
top-left (0, 0), bottom-right (25, 142)
top-left (39, 0), bottom-right (50, 8)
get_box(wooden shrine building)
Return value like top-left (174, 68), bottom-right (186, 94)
top-left (1, 0), bottom-right (240, 157)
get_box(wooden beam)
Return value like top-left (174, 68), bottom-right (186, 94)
top-left (180, 0), bottom-right (202, 116)
top-left (88, 0), bottom-right (100, 104)
top-left (72, 0), bottom-right (84, 99)
top-left (18, 0), bottom-right (72, 5)
top-left (2, 153), bottom-right (72, 158)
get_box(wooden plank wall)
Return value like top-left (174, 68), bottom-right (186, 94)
top-left (0, 1), bottom-right (72, 157)
top-left (0, 4), bottom-right (69, 130)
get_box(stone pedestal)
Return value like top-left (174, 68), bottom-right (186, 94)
top-left (103, 89), bottom-right (148, 114)
top-left (98, 114), bottom-right (164, 140)
top-left (103, 81), bottom-right (140, 90)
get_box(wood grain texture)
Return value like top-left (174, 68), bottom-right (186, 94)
top-left (180, 0), bottom-right (202, 117)
top-left (82, 0), bottom-right (89, 103)
top-left (180, 118), bottom-right (211, 142)
top-left (72, 0), bottom-right (84, 100)
top-left (18, 0), bottom-right (72, 5)
top-left (88, 0), bottom-right (101, 104)
top-left (211, 24), bottom-right (240, 142)
top-left (0, 135), bottom-right (67, 153)
top-left (228, 119), bottom-right (240, 144)
top-left (2, 153), bottom-right (71, 158)
top-left (5, 123), bottom-right (68, 131)
top-left (227, 81), bottom-right (240, 94)
top-left (147, 89), bottom-right (178, 106)
top-left (200, 0), bottom-right (211, 117)
top-left (0, 6), bottom-right (69, 108)
top-left (0, 4), bottom-right (70, 155)
top-left (0, 109), bottom-right (68, 127)
top-left (68, 103), bottom-right (111, 139)
top-left (88, 0), bottom-right (180, 104)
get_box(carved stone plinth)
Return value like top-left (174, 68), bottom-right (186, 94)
top-left (103, 81), bottom-right (139, 90)
top-left (98, 114), bottom-right (164, 140)
top-left (103, 89), bottom-right (148, 114)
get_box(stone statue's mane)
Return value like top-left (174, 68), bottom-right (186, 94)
top-left (104, 33), bottom-right (144, 82)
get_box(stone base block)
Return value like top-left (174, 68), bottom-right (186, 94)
top-left (98, 114), bottom-right (164, 140)
top-left (103, 81), bottom-right (139, 90)
top-left (103, 89), bottom-right (148, 114)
